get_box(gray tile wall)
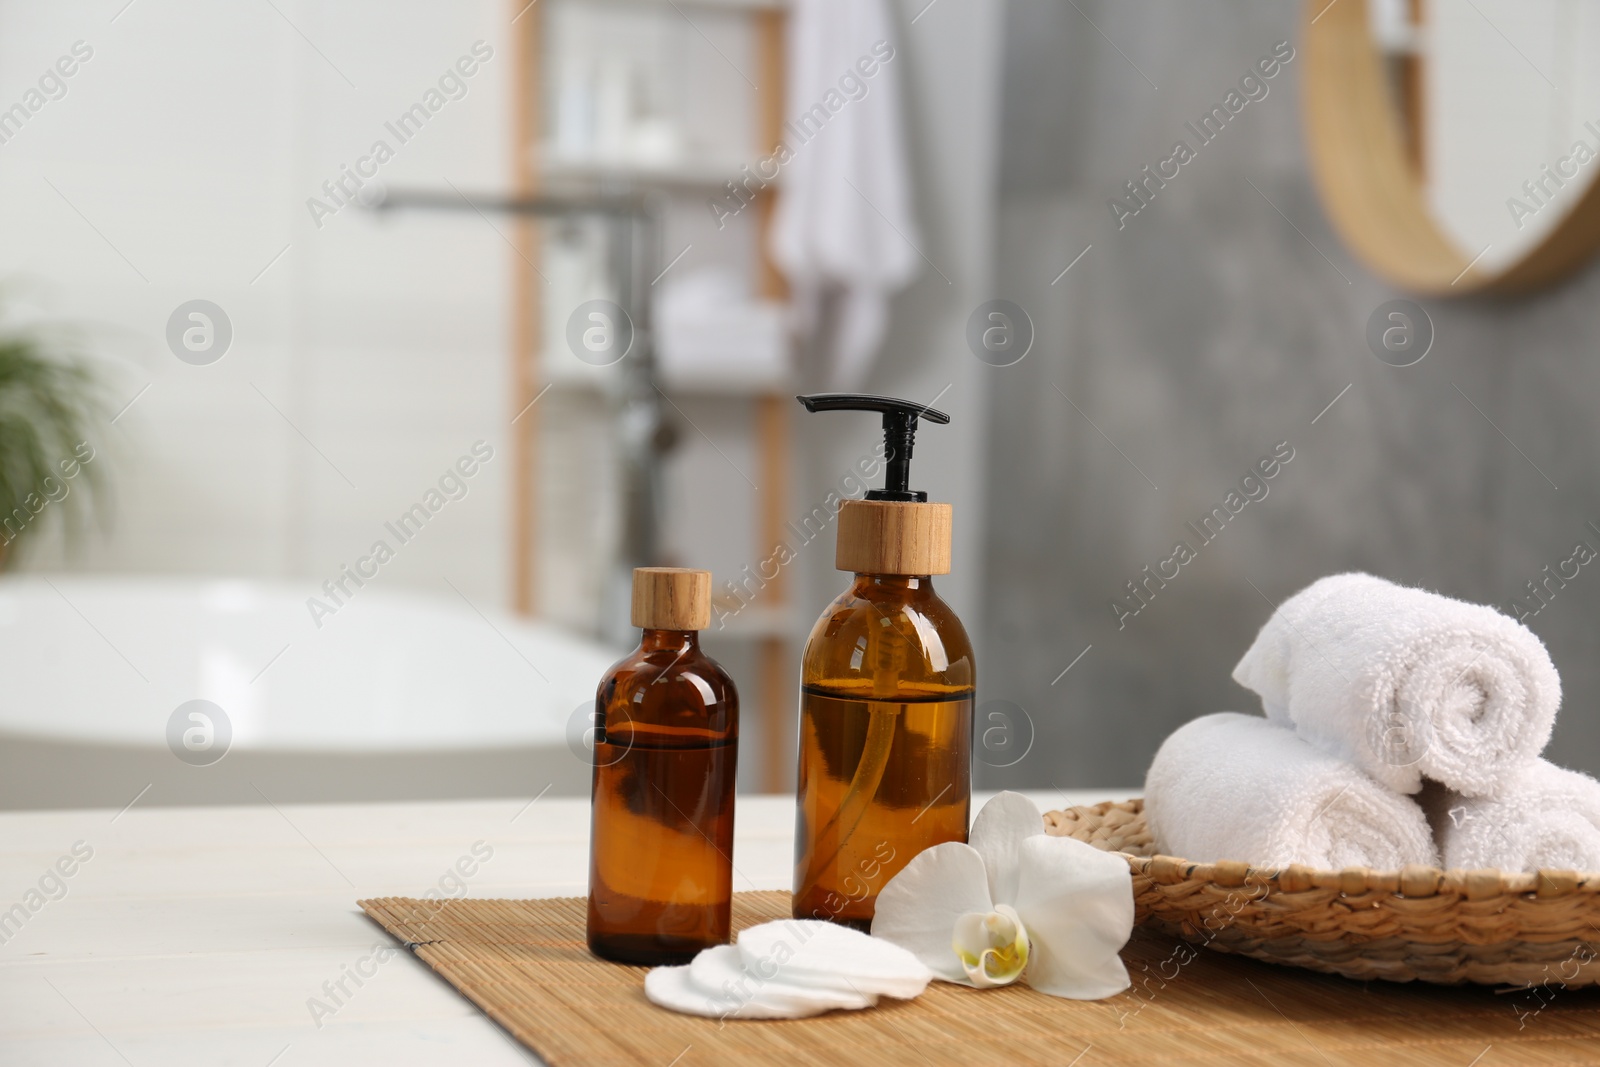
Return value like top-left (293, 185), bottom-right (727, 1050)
top-left (981, 0), bottom-right (1600, 791)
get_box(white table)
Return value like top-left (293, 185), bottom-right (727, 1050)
top-left (0, 789), bottom-right (1130, 1066)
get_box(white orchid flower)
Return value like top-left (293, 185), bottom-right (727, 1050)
top-left (871, 791), bottom-right (1134, 999)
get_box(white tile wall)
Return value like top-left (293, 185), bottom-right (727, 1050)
top-left (0, 0), bottom-right (515, 607)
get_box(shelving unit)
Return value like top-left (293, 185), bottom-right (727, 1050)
top-left (507, 0), bottom-right (795, 791)
top-left (538, 151), bottom-right (763, 189)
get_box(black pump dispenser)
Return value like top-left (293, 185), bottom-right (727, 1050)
top-left (796, 393), bottom-right (951, 503)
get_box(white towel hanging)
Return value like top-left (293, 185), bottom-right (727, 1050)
top-left (771, 0), bottom-right (920, 388)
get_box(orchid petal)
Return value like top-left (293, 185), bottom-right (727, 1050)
top-left (1011, 834), bottom-right (1133, 1000)
top-left (871, 842), bottom-right (994, 984)
top-left (968, 791), bottom-right (1046, 905)
top-left (953, 903), bottom-right (1029, 988)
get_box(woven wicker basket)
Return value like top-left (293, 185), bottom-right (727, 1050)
top-left (1044, 798), bottom-right (1600, 987)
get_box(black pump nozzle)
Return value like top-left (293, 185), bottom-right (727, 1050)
top-left (796, 393), bottom-right (951, 502)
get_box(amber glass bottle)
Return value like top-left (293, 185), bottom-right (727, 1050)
top-left (587, 568), bottom-right (739, 965)
top-left (791, 392), bottom-right (973, 931)
top-left (793, 569), bottom-right (974, 929)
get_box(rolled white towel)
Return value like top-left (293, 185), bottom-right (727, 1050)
top-left (1144, 712), bottom-right (1439, 869)
top-left (1232, 572), bottom-right (1561, 797)
top-left (1421, 760), bottom-right (1600, 872)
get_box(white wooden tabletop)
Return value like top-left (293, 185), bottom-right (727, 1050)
top-left (0, 789), bottom-right (1131, 1066)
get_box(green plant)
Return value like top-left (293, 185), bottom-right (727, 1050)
top-left (0, 330), bottom-right (104, 557)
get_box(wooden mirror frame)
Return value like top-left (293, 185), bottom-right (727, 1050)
top-left (1303, 0), bottom-right (1600, 295)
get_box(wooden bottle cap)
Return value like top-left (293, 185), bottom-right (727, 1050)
top-left (631, 567), bottom-right (712, 631)
top-left (835, 500), bottom-right (952, 575)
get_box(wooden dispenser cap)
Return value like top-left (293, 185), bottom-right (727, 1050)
top-left (631, 568), bottom-right (712, 631)
top-left (835, 500), bottom-right (952, 575)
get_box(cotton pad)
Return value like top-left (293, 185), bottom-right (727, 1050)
top-left (736, 919), bottom-right (933, 999)
top-left (644, 921), bottom-right (935, 1019)
top-left (645, 965), bottom-right (753, 1018)
top-left (680, 944), bottom-right (876, 1018)
top-left (645, 957), bottom-right (868, 1020)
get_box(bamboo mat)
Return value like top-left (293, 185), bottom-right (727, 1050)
top-left (358, 891), bottom-right (1600, 1067)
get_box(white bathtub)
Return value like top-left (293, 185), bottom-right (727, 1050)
top-left (0, 576), bottom-right (624, 808)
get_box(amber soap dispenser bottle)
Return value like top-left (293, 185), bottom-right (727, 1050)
top-left (791, 394), bottom-right (974, 930)
top-left (587, 567), bottom-right (739, 965)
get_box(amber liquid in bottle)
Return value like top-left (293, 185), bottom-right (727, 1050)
top-left (793, 574), bottom-right (974, 930)
top-left (587, 628), bottom-right (739, 965)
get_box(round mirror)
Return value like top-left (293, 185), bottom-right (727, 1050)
top-left (1304, 0), bottom-right (1600, 294)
